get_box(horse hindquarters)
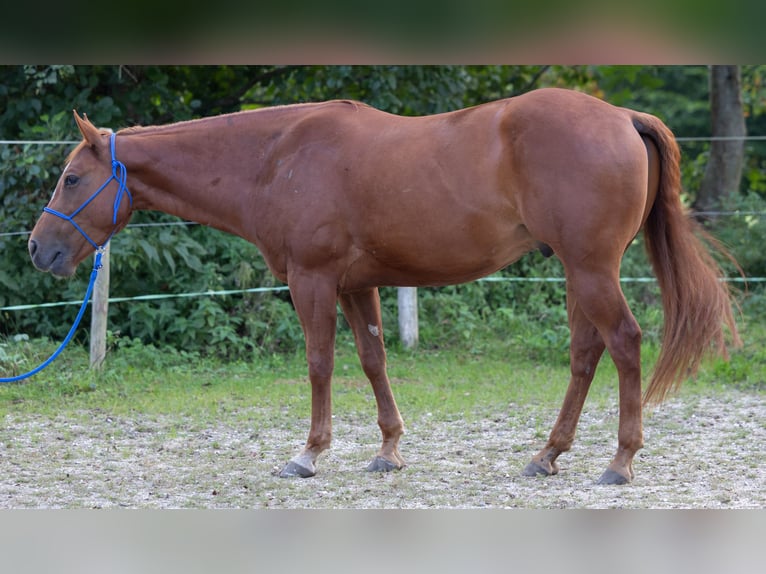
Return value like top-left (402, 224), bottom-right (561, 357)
top-left (522, 105), bottom-right (740, 485)
top-left (511, 97), bottom-right (650, 484)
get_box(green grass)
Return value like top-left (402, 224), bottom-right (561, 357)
top-left (0, 337), bottom-right (559, 419)
top-left (2, 308), bottom-right (764, 427)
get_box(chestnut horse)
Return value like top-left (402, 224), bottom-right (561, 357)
top-left (28, 88), bottom-right (739, 485)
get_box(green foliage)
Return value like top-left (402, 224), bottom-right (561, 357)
top-left (709, 192), bottom-right (766, 281)
top-left (410, 253), bottom-right (570, 360)
top-left (2, 65), bottom-right (766, 362)
top-left (0, 108), bottom-right (86, 339)
top-left (104, 220), bottom-right (306, 359)
top-left (244, 65), bottom-right (554, 116)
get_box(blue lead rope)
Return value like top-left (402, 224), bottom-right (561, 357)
top-left (0, 248), bottom-right (105, 383)
top-left (1, 132), bottom-right (129, 383)
top-left (2, 132), bottom-right (130, 383)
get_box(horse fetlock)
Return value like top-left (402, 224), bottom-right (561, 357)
top-left (378, 420), bottom-right (404, 443)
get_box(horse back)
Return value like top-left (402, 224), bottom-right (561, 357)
top-left (255, 90), bottom-right (659, 289)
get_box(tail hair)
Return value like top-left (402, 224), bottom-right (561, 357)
top-left (632, 113), bottom-right (741, 405)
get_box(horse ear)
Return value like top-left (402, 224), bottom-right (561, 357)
top-left (73, 110), bottom-right (103, 148)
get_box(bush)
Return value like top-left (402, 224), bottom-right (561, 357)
top-left (5, 185), bottom-right (760, 362)
top-left (3, 65), bottom-right (764, 362)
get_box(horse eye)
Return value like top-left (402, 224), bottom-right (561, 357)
top-left (64, 174), bottom-right (80, 187)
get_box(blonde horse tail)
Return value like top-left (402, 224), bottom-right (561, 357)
top-left (631, 112), bottom-right (741, 405)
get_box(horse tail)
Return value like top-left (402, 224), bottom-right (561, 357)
top-left (631, 112), bottom-right (741, 405)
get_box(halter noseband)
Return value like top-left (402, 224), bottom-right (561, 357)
top-left (43, 132), bottom-right (132, 251)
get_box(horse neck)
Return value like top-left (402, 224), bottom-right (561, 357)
top-left (117, 116), bottom-right (267, 240)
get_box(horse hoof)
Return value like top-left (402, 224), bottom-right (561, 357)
top-left (366, 456), bottom-right (401, 473)
top-left (597, 469), bottom-right (630, 485)
top-left (279, 460), bottom-right (316, 478)
top-left (522, 461), bottom-right (553, 477)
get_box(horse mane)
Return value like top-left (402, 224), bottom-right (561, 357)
top-left (115, 100), bottom-right (370, 137)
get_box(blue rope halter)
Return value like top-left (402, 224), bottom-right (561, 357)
top-left (42, 133), bottom-right (132, 249)
top-left (1, 133), bottom-right (131, 383)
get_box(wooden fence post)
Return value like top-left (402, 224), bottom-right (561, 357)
top-left (397, 286), bottom-right (419, 349)
top-left (84, 245), bottom-right (417, 363)
top-left (89, 243), bottom-right (110, 369)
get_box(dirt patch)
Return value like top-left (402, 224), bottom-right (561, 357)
top-left (0, 390), bottom-right (763, 508)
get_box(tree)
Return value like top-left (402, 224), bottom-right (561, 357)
top-left (695, 65), bottom-right (746, 213)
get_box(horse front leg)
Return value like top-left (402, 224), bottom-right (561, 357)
top-left (339, 288), bottom-right (405, 472)
top-left (279, 274), bottom-right (339, 478)
top-left (524, 288), bottom-right (606, 478)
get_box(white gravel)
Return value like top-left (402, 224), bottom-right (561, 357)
top-left (0, 390), bottom-right (763, 508)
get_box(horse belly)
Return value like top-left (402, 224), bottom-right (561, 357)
top-left (341, 220), bottom-right (536, 290)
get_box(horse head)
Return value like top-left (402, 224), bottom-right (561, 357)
top-left (28, 111), bottom-right (133, 277)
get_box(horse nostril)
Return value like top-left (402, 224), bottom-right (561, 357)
top-left (28, 239), bottom-right (38, 258)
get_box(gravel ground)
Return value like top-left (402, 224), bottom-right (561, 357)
top-left (0, 389), bottom-right (763, 508)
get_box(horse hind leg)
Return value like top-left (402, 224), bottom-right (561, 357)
top-left (568, 269), bottom-right (644, 484)
top-left (523, 285), bottom-right (606, 478)
top-left (339, 288), bottom-right (406, 472)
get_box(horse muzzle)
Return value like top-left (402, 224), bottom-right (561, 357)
top-left (28, 238), bottom-right (76, 277)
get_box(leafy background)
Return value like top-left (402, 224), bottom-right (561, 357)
top-left (2, 65), bottom-right (765, 360)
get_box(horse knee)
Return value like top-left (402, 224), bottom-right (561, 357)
top-left (307, 351), bottom-right (334, 382)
